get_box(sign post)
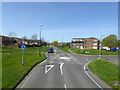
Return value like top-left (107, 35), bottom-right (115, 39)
top-left (21, 45), bottom-right (26, 65)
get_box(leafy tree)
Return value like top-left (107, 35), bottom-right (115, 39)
top-left (118, 40), bottom-right (120, 47)
top-left (52, 41), bottom-right (59, 46)
top-left (101, 35), bottom-right (118, 49)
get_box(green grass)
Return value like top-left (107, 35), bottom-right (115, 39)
top-left (2, 46), bottom-right (49, 52)
top-left (72, 49), bottom-right (118, 55)
top-left (88, 59), bottom-right (120, 89)
top-left (56, 46), bottom-right (70, 53)
top-left (2, 46), bottom-right (49, 88)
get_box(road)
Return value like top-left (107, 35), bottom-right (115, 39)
top-left (17, 47), bottom-right (113, 89)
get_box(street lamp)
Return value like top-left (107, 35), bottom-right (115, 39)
top-left (39, 24), bottom-right (43, 56)
top-left (98, 35), bottom-right (105, 60)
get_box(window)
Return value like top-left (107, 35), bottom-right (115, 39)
top-left (92, 46), bottom-right (97, 49)
top-left (93, 39), bottom-right (97, 42)
top-left (93, 43), bottom-right (97, 45)
top-left (73, 40), bottom-right (76, 42)
top-left (79, 39), bottom-right (83, 41)
top-left (73, 43), bottom-right (76, 45)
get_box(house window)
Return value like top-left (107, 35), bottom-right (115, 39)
top-left (92, 46), bottom-right (97, 49)
top-left (73, 43), bottom-right (76, 45)
top-left (93, 39), bottom-right (97, 42)
top-left (93, 43), bottom-right (97, 45)
top-left (73, 40), bottom-right (76, 42)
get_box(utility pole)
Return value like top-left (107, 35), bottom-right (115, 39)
top-left (39, 24), bottom-right (43, 56)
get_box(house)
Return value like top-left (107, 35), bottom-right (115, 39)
top-left (0, 35), bottom-right (47, 47)
top-left (71, 37), bottom-right (99, 49)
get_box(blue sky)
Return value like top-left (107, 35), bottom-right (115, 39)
top-left (2, 2), bottom-right (118, 42)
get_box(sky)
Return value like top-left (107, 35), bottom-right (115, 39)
top-left (2, 2), bottom-right (118, 42)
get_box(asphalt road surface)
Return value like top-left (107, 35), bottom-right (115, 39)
top-left (17, 47), bottom-right (114, 89)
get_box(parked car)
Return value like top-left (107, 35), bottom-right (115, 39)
top-left (48, 47), bottom-right (54, 53)
top-left (110, 48), bottom-right (116, 51)
top-left (102, 47), bottom-right (110, 50)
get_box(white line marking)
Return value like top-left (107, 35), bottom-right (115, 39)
top-left (60, 63), bottom-right (64, 75)
top-left (45, 65), bottom-right (54, 74)
top-left (60, 57), bottom-right (71, 60)
top-left (86, 59), bottom-right (88, 60)
top-left (64, 84), bottom-right (67, 90)
top-left (84, 61), bottom-right (103, 89)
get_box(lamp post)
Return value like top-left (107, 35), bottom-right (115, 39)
top-left (39, 24), bottom-right (43, 56)
top-left (98, 35), bottom-right (105, 60)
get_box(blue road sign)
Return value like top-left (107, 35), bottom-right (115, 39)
top-left (21, 45), bottom-right (26, 50)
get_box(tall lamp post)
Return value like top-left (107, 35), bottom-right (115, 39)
top-left (98, 35), bottom-right (105, 60)
top-left (39, 24), bottom-right (43, 56)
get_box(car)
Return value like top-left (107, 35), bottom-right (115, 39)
top-left (48, 47), bottom-right (54, 53)
top-left (110, 48), bottom-right (116, 51)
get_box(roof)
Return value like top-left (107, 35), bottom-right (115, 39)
top-left (72, 37), bottom-right (98, 40)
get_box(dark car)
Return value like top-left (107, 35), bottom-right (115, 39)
top-left (48, 47), bottom-right (54, 53)
top-left (110, 48), bottom-right (116, 51)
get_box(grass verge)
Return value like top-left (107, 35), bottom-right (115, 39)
top-left (88, 59), bottom-right (120, 89)
top-left (72, 49), bottom-right (118, 55)
top-left (56, 46), bottom-right (71, 53)
top-left (2, 46), bottom-right (49, 88)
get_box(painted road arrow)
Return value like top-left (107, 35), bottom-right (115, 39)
top-left (45, 65), bottom-right (54, 74)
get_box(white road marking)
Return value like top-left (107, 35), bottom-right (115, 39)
top-left (84, 61), bottom-right (103, 89)
top-left (64, 84), bottom-right (67, 90)
top-left (45, 52), bottom-right (48, 57)
top-left (60, 63), bottom-right (64, 75)
top-left (45, 65), bottom-right (54, 74)
top-left (86, 59), bottom-right (88, 60)
top-left (60, 57), bottom-right (71, 60)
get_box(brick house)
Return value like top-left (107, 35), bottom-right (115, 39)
top-left (0, 35), bottom-right (46, 47)
top-left (71, 37), bottom-right (100, 49)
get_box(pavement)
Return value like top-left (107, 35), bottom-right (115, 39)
top-left (17, 47), bottom-right (114, 89)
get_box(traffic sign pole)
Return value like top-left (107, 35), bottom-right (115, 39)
top-left (22, 49), bottom-right (24, 65)
top-left (21, 45), bottom-right (26, 66)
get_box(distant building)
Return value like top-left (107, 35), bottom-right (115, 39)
top-left (71, 37), bottom-right (99, 49)
top-left (0, 35), bottom-right (47, 47)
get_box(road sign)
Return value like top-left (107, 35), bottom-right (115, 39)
top-left (22, 40), bottom-right (25, 44)
top-left (21, 45), bottom-right (26, 50)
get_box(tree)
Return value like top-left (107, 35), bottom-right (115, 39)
top-left (7, 32), bottom-right (17, 47)
top-left (31, 34), bottom-right (38, 40)
top-left (22, 35), bottom-right (27, 40)
top-left (8, 32), bottom-right (17, 38)
top-left (52, 41), bottom-right (59, 46)
top-left (41, 37), bottom-right (45, 42)
top-left (101, 35), bottom-right (118, 49)
top-left (118, 40), bottom-right (120, 46)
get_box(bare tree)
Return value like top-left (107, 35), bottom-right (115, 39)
top-left (41, 37), bottom-right (45, 42)
top-left (8, 32), bottom-right (17, 38)
top-left (7, 32), bottom-right (17, 49)
top-left (31, 34), bottom-right (38, 40)
top-left (22, 35), bottom-right (27, 40)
